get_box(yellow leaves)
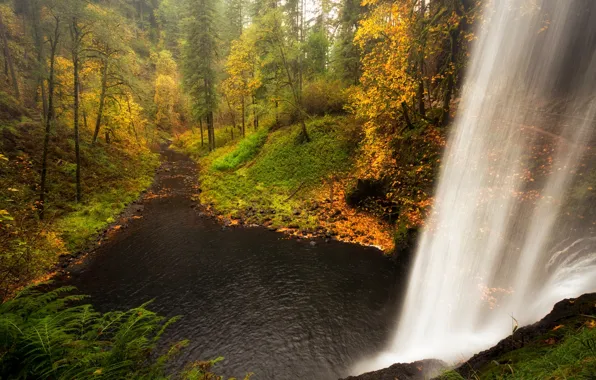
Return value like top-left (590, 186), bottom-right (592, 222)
top-left (220, 31), bottom-right (262, 109)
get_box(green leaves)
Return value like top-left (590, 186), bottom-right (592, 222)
top-left (0, 285), bottom-right (186, 379)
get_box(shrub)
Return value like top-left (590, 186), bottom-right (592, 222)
top-left (302, 79), bottom-right (348, 116)
top-left (0, 285), bottom-right (186, 379)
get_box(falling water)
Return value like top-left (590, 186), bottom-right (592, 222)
top-left (357, 0), bottom-right (596, 372)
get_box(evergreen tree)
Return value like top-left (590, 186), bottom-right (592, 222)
top-left (182, 0), bottom-right (218, 151)
top-left (331, 0), bottom-right (364, 84)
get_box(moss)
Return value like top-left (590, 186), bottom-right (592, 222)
top-left (212, 127), bottom-right (268, 171)
top-left (0, 116), bottom-right (160, 295)
top-left (438, 317), bottom-right (596, 380)
top-left (177, 116), bottom-right (355, 231)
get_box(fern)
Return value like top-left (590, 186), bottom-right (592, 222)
top-left (0, 284), bottom-right (186, 379)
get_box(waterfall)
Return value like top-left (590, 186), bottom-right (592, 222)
top-left (357, 0), bottom-right (596, 372)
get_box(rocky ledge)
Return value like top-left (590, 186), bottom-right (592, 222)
top-left (344, 293), bottom-right (596, 380)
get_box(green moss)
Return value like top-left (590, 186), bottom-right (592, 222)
top-left (182, 116), bottom-right (356, 231)
top-left (212, 127), bottom-right (268, 171)
top-left (438, 319), bottom-right (596, 380)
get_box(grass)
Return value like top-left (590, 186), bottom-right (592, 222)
top-left (56, 158), bottom-right (156, 250)
top-left (440, 319), bottom-right (596, 380)
top-left (212, 127), bottom-right (268, 171)
top-left (177, 115), bottom-right (357, 231)
top-left (0, 94), bottom-right (161, 296)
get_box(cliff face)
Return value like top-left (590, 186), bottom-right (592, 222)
top-left (344, 293), bottom-right (596, 380)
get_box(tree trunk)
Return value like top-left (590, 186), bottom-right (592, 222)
top-left (402, 101), bottom-right (414, 130)
top-left (0, 12), bottom-right (20, 101)
top-left (275, 100), bottom-right (279, 127)
top-left (417, 60), bottom-right (426, 117)
top-left (71, 20), bottom-right (82, 202)
top-left (199, 118), bottom-right (204, 147)
top-left (39, 20), bottom-right (60, 219)
top-left (441, 1), bottom-right (465, 127)
top-left (93, 57), bottom-right (109, 143)
top-left (207, 112), bottom-right (215, 151)
top-left (241, 96), bottom-right (246, 138)
top-left (252, 95), bottom-right (258, 130)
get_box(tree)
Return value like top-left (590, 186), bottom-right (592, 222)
top-left (156, 0), bottom-right (184, 56)
top-left (330, 0), bottom-right (364, 84)
top-left (182, 0), bottom-right (218, 151)
top-left (259, 7), bottom-right (310, 141)
top-left (68, 2), bottom-right (95, 202)
top-left (153, 50), bottom-right (181, 133)
top-left (39, 5), bottom-right (61, 219)
top-left (0, 7), bottom-right (20, 101)
top-left (220, 28), bottom-right (262, 138)
top-left (88, 6), bottom-right (133, 144)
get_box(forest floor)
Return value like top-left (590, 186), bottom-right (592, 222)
top-left (174, 115), bottom-right (396, 252)
top-left (0, 92), bottom-right (160, 297)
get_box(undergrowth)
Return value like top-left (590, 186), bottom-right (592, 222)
top-left (440, 318), bottom-right (596, 380)
top-left (0, 94), bottom-right (160, 298)
top-left (0, 285), bottom-right (240, 380)
top-left (177, 116), bottom-right (356, 231)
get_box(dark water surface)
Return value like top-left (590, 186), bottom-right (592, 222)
top-left (64, 149), bottom-right (399, 380)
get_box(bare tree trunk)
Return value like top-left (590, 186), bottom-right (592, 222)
top-left (40, 79), bottom-right (48, 122)
top-left (40, 19), bottom-right (60, 219)
top-left (252, 95), bottom-right (258, 130)
top-left (241, 96), bottom-right (246, 138)
top-left (71, 19), bottom-right (82, 202)
top-left (0, 12), bottom-right (20, 101)
top-left (275, 23), bottom-right (310, 142)
top-left (207, 111), bottom-right (215, 151)
top-left (401, 101), bottom-right (413, 129)
top-left (93, 56), bottom-right (108, 143)
top-left (199, 118), bottom-right (204, 147)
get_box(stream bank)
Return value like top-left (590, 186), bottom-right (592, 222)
top-left (59, 146), bottom-right (404, 380)
top-left (344, 293), bottom-right (596, 380)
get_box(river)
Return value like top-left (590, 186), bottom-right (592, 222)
top-left (63, 147), bottom-right (401, 380)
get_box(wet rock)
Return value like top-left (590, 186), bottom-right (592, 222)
top-left (456, 292), bottom-right (596, 379)
top-left (340, 359), bottom-right (446, 380)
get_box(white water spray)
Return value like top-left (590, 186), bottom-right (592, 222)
top-left (356, 0), bottom-right (596, 373)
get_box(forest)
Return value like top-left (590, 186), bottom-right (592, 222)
top-left (0, 0), bottom-right (595, 379)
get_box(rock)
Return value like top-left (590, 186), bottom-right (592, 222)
top-left (340, 359), bottom-right (446, 380)
top-left (309, 241), bottom-right (317, 247)
top-left (455, 292), bottom-right (596, 379)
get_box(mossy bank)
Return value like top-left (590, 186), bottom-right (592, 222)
top-left (174, 115), bottom-right (397, 252)
top-left (0, 92), bottom-right (160, 298)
